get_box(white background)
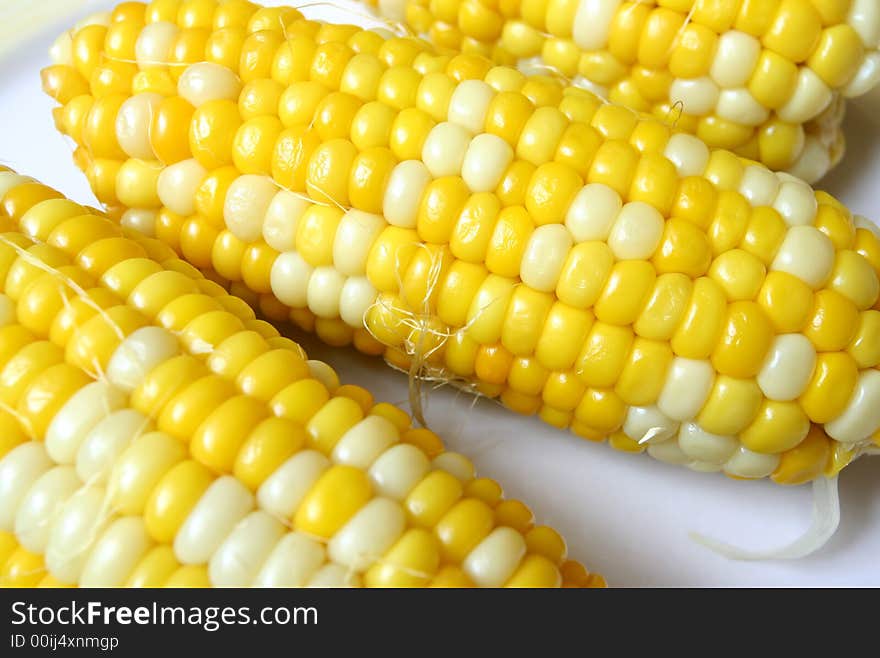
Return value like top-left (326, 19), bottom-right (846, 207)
top-left (2, 0), bottom-right (880, 587)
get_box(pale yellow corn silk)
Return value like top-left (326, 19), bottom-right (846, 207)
top-left (0, 170), bottom-right (601, 588)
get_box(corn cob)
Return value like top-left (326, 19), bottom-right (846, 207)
top-left (43, 3), bottom-right (880, 485)
top-left (366, 0), bottom-right (880, 182)
top-left (0, 169), bottom-right (601, 588)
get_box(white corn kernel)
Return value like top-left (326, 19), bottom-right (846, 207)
top-left (45, 486), bottom-right (109, 584)
top-left (848, 0), bottom-right (880, 48)
top-left (663, 133), bottom-right (710, 177)
top-left (135, 21), bottom-right (179, 69)
top-left (0, 173), bottom-right (32, 197)
top-left (306, 266), bottom-right (345, 319)
top-left (77, 410), bottom-right (152, 485)
top-left (270, 251), bottom-right (313, 308)
top-left (710, 31), bottom-right (761, 87)
top-left (307, 360), bottom-right (339, 391)
top-left (14, 466), bottom-right (81, 554)
top-left (157, 159), bottom-right (206, 216)
top-left (209, 511), bottom-right (286, 587)
top-left (772, 178), bottom-right (818, 227)
top-left (80, 517), bottom-right (151, 587)
top-left (843, 53), bottom-right (880, 98)
top-left (421, 122), bottom-right (472, 177)
top-left (383, 160), bottom-right (431, 229)
top-left (45, 381), bottom-right (127, 464)
top-left (378, 0), bottom-right (407, 21)
top-left (328, 498), bottom-right (406, 572)
top-left (677, 422), bottom-right (738, 464)
top-left (308, 563), bottom-right (361, 588)
top-left (257, 451), bottom-right (330, 519)
top-left (332, 416), bottom-right (399, 470)
top-left (224, 174), bottom-right (277, 243)
top-left (447, 80), bottom-right (494, 134)
top-left (573, 0), bottom-right (622, 50)
top-left (174, 476), bottom-right (254, 565)
top-left (564, 183), bottom-right (621, 242)
top-left (771, 225), bottom-right (834, 288)
top-left (107, 326), bottom-right (180, 393)
top-left (607, 201), bottom-right (664, 260)
top-left (254, 532), bottom-right (326, 587)
top-left (623, 405), bottom-right (679, 444)
top-left (339, 277), bottom-right (378, 328)
top-left (757, 334), bottom-right (816, 401)
top-left (462, 134), bottom-right (514, 193)
top-left (778, 68), bottom-right (833, 123)
top-left (670, 77), bottom-right (719, 116)
top-left (178, 61), bottom-right (242, 107)
top-left (657, 358), bottom-right (715, 421)
top-left (647, 438), bottom-right (690, 465)
top-left (116, 93), bottom-right (163, 160)
top-left (785, 137), bottom-right (830, 184)
top-left (0, 442), bottom-right (54, 531)
top-left (825, 370), bottom-right (880, 443)
top-left (49, 31), bottom-right (74, 66)
top-left (463, 526), bottom-right (526, 587)
top-left (432, 452), bottom-right (475, 482)
top-left (687, 461), bottom-right (722, 473)
top-left (716, 89), bottom-right (769, 126)
top-left (120, 208), bottom-right (158, 237)
top-left (739, 165), bottom-right (780, 207)
top-left (520, 224), bottom-right (573, 292)
top-left (723, 446), bottom-right (780, 479)
top-left (368, 443), bottom-right (430, 500)
top-left (263, 190), bottom-right (310, 253)
top-left (333, 210), bottom-right (385, 276)
top-left (106, 432), bottom-right (183, 516)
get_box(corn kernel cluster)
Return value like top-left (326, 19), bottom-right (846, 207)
top-left (370, 0), bottom-right (880, 181)
top-left (41, 1), bottom-right (880, 485)
top-left (0, 169), bottom-right (601, 588)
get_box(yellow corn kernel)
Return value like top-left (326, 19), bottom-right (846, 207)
top-left (594, 261), bottom-right (656, 326)
top-left (1, 547), bottom-right (46, 587)
top-left (740, 400), bottom-right (810, 454)
top-left (708, 249), bottom-right (766, 301)
top-left (588, 140), bottom-right (640, 198)
top-left (190, 395), bottom-right (269, 473)
top-left (556, 241), bottom-right (614, 309)
top-left (671, 277), bottom-right (726, 359)
top-left (576, 322), bottom-right (633, 388)
top-left (808, 25), bottom-right (864, 88)
top-left (799, 352), bottom-right (858, 423)
top-left (144, 460), bottom-right (215, 543)
top-left (803, 289), bottom-right (859, 351)
top-left (306, 395), bottom-right (364, 454)
top-left (474, 343), bottom-right (515, 384)
top-left (417, 177), bottom-right (470, 245)
top-left (615, 337), bottom-right (673, 406)
top-left (740, 206), bottom-right (787, 265)
top-left (535, 303), bottom-right (594, 371)
top-left (748, 50), bottom-right (798, 110)
top-left (435, 498), bottom-right (495, 563)
top-left (403, 469), bottom-right (463, 528)
top-left (698, 375), bottom-right (763, 435)
top-left (485, 206), bottom-right (534, 278)
top-left (634, 273), bottom-right (693, 341)
top-left (711, 301), bottom-right (774, 378)
top-left (364, 528), bottom-right (440, 587)
top-left (771, 425), bottom-right (831, 485)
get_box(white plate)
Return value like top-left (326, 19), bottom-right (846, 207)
top-left (2, 0), bottom-right (879, 587)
